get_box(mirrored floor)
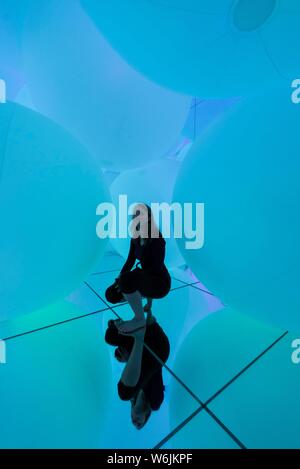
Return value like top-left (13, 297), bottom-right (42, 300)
top-left (0, 251), bottom-right (298, 448)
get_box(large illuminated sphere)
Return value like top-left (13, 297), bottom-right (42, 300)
top-left (174, 88), bottom-right (300, 332)
top-left (81, 0), bottom-right (299, 97)
top-left (0, 301), bottom-right (112, 448)
top-left (110, 159), bottom-right (185, 269)
top-left (23, 0), bottom-right (190, 170)
top-left (0, 102), bottom-right (109, 320)
top-left (168, 307), bottom-right (284, 447)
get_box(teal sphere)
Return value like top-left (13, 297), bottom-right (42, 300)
top-left (174, 88), bottom-right (300, 331)
top-left (81, 0), bottom-right (299, 97)
top-left (23, 0), bottom-right (190, 170)
top-left (0, 102), bottom-right (109, 320)
top-left (0, 301), bottom-right (113, 448)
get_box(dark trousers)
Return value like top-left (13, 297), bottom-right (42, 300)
top-left (105, 267), bottom-right (171, 304)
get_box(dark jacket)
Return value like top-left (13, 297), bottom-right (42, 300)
top-left (120, 236), bottom-right (170, 277)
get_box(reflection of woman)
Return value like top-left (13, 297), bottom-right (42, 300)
top-left (105, 314), bottom-right (170, 430)
top-left (105, 203), bottom-right (171, 334)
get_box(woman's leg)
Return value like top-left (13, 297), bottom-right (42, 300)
top-left (117, 269), bottom-right (171, 333)
top-left (118, 291), bottom-right (146, 333)
top-left (117, 271), bottom-right (146, 333)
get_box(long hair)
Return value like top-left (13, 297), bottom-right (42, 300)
top-left (130, 203), bottom-right (161, 243)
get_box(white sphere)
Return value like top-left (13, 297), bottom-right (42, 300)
top-left (0, 102), bottom-right (109, 320)
top-left (174, 87), bottom-right (300, 332)
top-left (23, 0), bottom-right (191, 170)
top-left (81, 0), bottom-right (300, 97)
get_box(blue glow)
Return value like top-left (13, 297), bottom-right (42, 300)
top-left (0, 102), bottom-right (109, 320)
top-left (81, 0), bottom-right (300, 97)
top-left (0, 0), bottom-right (299, 450)
top-left (174, 87), bottom-right (300, 332)
top-left (23, 0), bottom-right (190, 170)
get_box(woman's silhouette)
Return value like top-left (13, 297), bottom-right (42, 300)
top-left (105, 203), bottom-right (171, 334)
top-left (105, 314), bottom-right (170, 429)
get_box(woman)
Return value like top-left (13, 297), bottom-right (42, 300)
top-left (105, 314), bottom-right (170, 429)
top-left (106, 203), bottom-right (171, 334)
